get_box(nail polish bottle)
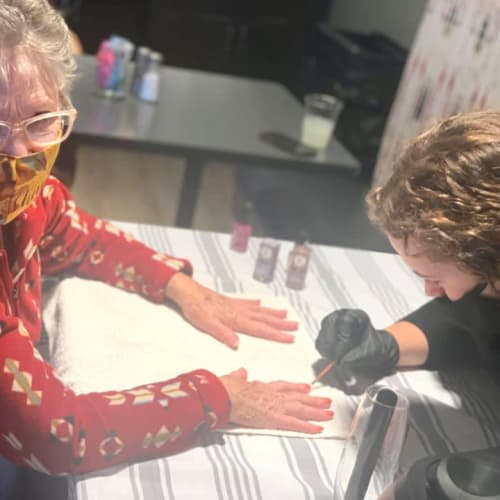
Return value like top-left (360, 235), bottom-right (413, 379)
top-left (286, 232), bottom-right (311, 290)
top-left (253, 238), bottom-right (280, 283)
top-left (230, 201), bottom-right (253, 252)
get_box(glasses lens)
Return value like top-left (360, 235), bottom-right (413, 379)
top-left (25, 112), bottom-right (72, 147)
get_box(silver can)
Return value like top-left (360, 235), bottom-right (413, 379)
top-left (131, 46), bottom-right (151, 97)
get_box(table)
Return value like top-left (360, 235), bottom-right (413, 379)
top-left (69, 55), bottom-right (360, 228)
top-left (62, 223), bottom-right (500, 500)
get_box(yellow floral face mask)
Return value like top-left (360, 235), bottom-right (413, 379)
top-left (0, 143), bottom-right (60, 224)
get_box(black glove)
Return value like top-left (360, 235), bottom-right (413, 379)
top-left (315, 309), bottom-right (400, 378)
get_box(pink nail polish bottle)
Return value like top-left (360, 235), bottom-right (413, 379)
top-left (230, 201), bottom-right (253, 253)
top-left (286, 232), bottom-right (311, 290)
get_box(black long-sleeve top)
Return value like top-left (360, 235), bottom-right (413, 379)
top-left (402, 290), bottom-right (500, 370)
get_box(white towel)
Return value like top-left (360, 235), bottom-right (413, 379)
top-left (42, 277), bottom-right (353, 438)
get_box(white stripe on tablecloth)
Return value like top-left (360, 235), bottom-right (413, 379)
top-left (288, 292), bottom-right (317, 342)
top-left (203, 432), bottom-right (254, 500)
top-left (279, 437), bottom-right (315, 500)
top-left (448, 371), bottom-right (498, 447)
top-left (392, 374), bottom-right (454, 457)
top-left (193, 231), bottom-right (226, 291)
top-left (137, 460), bottom-right (170, 500)
top-left (285, 438), bottom-right (334, 499)
top-left (74, 463), bottom-right (138, 500)
top-left (371, 251), bottom-right (426, 303)
top-left (201, 433), bottom-right (236, 500)
top-left (138, 224), bottom-right (173, 255)
top-left (158, 459), bottom-right (175, 500)
top-left (310, 249), bottom-right (355, 310)
top-left (130, 463), bottom-right (145, 500)
top-left (391, 370), bottom-right (500, 468)
top-left (462, 372), bottom-right (500, 445)
top-left (228, 436), bottom-right (263, 500)
top-left (306, 439), bottom-right (334, 490)
top-left (442, 370), bottom-right (500, 447)
top-left (74, 478), bottom-right (88, 500)
top-left (171, 228), bottom-right (212, 274)
top-left (345, 251), bottom-right (414, 320)
top-left (211, 233), bottom-right (246, 294)
top-left (164, 443), bottom-right (220, 500)
top-left (112, 221), bottom-right (140, 239)
top-left (393, 255), bottom-right (424, 293)
top-left (196, 231), bottom-right (238, 294)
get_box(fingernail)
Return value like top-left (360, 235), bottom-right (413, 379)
top-left (325, 410), bottom-right (334, 417)
top-left (313, 426), bottom-right (323, 434)
top-left (231, 337), bottom-right (239, 350)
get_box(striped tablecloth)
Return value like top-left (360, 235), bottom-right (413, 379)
top-left (67, 222), bottom-right (500, 500)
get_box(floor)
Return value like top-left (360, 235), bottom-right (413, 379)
top-left (71, 145), bottom-right (236, 231)
top-left (68, 144), bottom-right (392, 253)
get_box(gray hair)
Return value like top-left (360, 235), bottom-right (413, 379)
top-left (0, 0), bottom-right (76, 100)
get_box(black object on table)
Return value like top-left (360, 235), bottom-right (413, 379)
top-left (379, 447), bottom-right (500, 500)
top-left (344, 388), bottom-right (398, 500)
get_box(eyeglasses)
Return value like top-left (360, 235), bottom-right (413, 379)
top-left (0, 109), bottom-right (77, 151)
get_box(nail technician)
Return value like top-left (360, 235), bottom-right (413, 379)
top-left (317, 110), bottom-right (500, 385)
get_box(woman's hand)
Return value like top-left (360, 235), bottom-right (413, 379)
top-left (219, 368), bottom-right (334, 434)
top-left (165, 273), bottom-right (298, 349)
top-left (316, 309), bottom-right (400, 375)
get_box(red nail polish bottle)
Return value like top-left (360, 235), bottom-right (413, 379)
top-left (286, 232), bottom-right (311, 290)
top-left (230, 201), bottom-right (253, 253)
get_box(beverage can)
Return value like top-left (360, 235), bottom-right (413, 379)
top-left (131, 46), bottom-right (151, 96)
top-left (137, 51), bottom-right (163, 103)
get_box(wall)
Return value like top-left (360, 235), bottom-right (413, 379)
top-left (328, 0), bottom-right (428, 48)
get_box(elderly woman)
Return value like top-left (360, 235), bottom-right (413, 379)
top-left (0, 0), bottom-right (334, 486)
top-left (316, 110), bottom-right (500, 384)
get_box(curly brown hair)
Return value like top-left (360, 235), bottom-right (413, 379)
top-left (366, 110), bottom-right (500, 284)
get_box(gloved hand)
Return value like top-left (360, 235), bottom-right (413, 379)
top-left (315, 309), bottom-right (400, 378)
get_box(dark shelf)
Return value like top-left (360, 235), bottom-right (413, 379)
top-left (75, 0), bottom-right (315, 91)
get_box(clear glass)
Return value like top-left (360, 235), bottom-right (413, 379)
top-left (333, 384), bottom-right (409, 500)
top-left (0, 110), bottom-right (77, 149)
top-left (95, 40), bottom-right (135, 99)
top-left (301, 93), bottom-right (343, 150)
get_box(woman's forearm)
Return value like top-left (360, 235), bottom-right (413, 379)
top-left (385, 321), bottom-right (430, 368)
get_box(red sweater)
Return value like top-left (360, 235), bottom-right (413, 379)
top-left (0, 177), bottom-right (230, 475)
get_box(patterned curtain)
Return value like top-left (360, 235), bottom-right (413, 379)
top-left (372, 0), bottom-right (500, 185)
